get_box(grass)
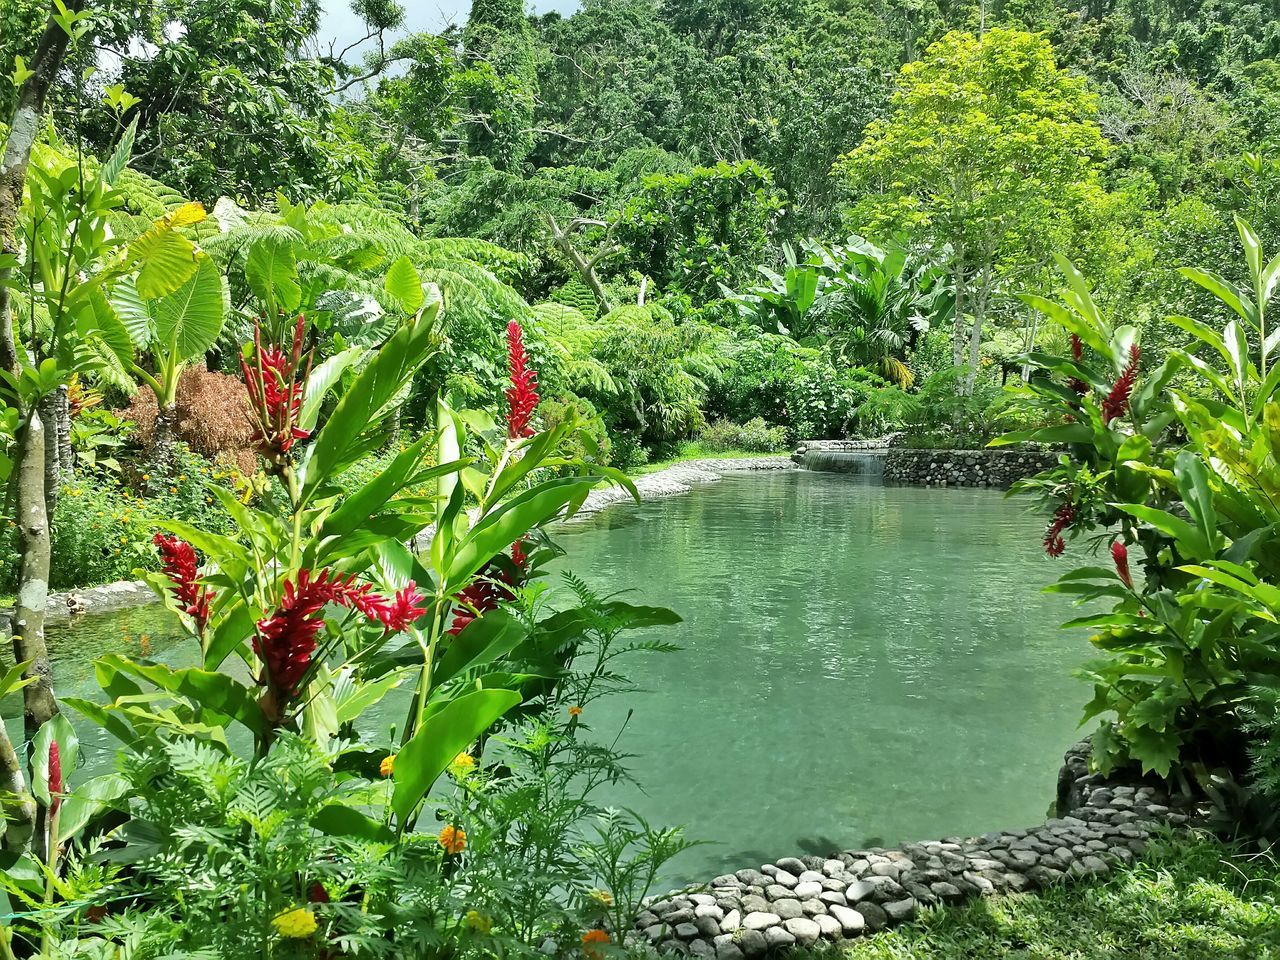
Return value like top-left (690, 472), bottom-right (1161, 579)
top-left (818, 836), bottom-right (1280, 960)
top-left (630, 443), bottom-right (790, 475)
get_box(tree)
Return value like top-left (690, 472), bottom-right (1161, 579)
top-left (839, 28), bottom-right (1109, 391)
top-left (460, 0), bottom-right (539, 170)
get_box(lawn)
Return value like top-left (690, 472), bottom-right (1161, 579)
top-left (823, 837), bottom-right (1280, 960)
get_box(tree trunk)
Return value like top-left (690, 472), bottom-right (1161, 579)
top-left (546, 214), bottom-right (615, 314)
top-left (0, 720), bottom-right (34, 850)
top-left (12, 409), bottom-right (57, 741)
top-left (149, 401), bottom-right (178, 485)
top-left (39, 390), bottom-right (62, 520)
top-left (56, 383), bottom-right (71, 477)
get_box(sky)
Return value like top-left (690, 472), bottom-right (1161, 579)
top-left (320, 0), bottom-right (581, 53)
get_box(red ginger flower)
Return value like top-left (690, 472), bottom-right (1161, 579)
top-left (1043, 501), bottom-right (1076, 558)
top-left (48, 740), bottom-right (62, 815)
top-left (1102, 344), bottom-right (1141, 425)
top-left (256, 570), bottom-right (429, 697)
top-left (1068, 334), bottom-right (1089, 396)
top-left (447, 541), bottom-right (529, 635)
top-left (1112, 540), bottom-right (1134, 589)
top-left (242, 314), bottom-right (312, 456)
top-left (505, 320), bottom-right (539, 440)
top-left (153, 532), bottom-right (212, 631)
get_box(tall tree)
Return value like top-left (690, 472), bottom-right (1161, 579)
top-left (839, 28), bottom-right (1109, 391)
top-left (460, 0), bottom-right (539, 170)
top-left (0, 0), bottom-right (85, 851)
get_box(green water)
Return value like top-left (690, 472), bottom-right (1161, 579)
top-left (7, 470), bottom-right (1087, 883)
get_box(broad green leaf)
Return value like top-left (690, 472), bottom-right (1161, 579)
top-left (298, 346), bottom-right (365, 432)
top-left (384, 255), bottom-right (424, 314)
top-left (392, 688), bottom-right (521, 822)
top-left (312, 804), bottom-right (395, 843)
top-left (128, 203), bottom-right (205, 299)
top-left (245, 237), bottom-right (301, 314)
top-left (100, 655), bottom-right (267, 737)
top-left (1179, 268), bottom-right (1257, 328)
top-left (153, 253), bottom-right (226, 361)
top-left (434, 610), bottom-right (527, 688)
top-left (446, 476), bottom-right (601, 587)
top-left (57, 774), bottom-right (130, 844)
top-left (303, 302), bottom-right (441, 496)
top-left (108, 275), bottom-right (155, 347)
top-left (1173, 451), bottom-right (1216, 551)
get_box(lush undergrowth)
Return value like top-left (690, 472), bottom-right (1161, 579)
top-left (825, 838), bottom-right (1280, 960)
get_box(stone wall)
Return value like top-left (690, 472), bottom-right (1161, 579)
top-left (883, 448), bottom-right (1056, 489)
top-left (633, 742), bottom-right (1198, 958)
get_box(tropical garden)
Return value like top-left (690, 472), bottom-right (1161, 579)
top-left (1, 0), bottom-right (1280, 957)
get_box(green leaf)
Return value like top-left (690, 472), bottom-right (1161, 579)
top-left (108, 275), bottom-right (155, 348)
top-left (298, 346), bottom-right (365, 432)
top-left (312, 804), bottom-right (395, 843)
top-left (0, 658), bottom-right (35, 698)
top-left (57, 774), bottom-right (130, 844)
top-left (392, 689), bottom-right (521, 823)
top-left (99, 655), bottom-right (267, 737)
top-left (128, 203), bottom-right (205, 299)
top-left (98, 117), bottom-right (137, 187)
top-left (434, 610), bottom-right (528, 687)
top-left (153, 253), bottom-right (226, 361)
top-left (302, 302), bottom-right (441, 496)
top-left (1179, 268), bottom-right (1257, 328)
top-left (245, 237), bottom-right (301, 314)
top-left (1173, 450), bottom-right (1216, 552)
top-left (319, 437), bottom-right (431, 538)
top-left (383, 255), bottom-right (424, 314)
top-left (446, 477), bottom-right (602, 588)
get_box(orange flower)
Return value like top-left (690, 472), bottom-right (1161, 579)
top-left (581, 929), bottom-right (609, 959)
top-left (438, 824), bottom-right (467, 855)
top-left (568, 705), bottom-right (583, 717)
top-left (380, 754), bottom-right (396, 778)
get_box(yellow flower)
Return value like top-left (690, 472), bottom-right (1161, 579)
top-left (168, 486), bottom-right (177, 494)
top-left (380, 754), bottom-right (396, 778)
top-left (589, 889), bottom-right (614, 907)
top-left (438, 824), bottom-right (467, 855)
top-left (272, 907), bottom-right (317, 939)
top-left (142, 474), bottom-right (150, 481)
top-left (568, 705), bottom-right (583, 717)
top-left (451, 752), bottom-right (475, 773)
top-left (465, 910), bottom-right (493, 934)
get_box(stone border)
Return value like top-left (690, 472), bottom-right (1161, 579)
top-left (883, 448), bottom-right (1056, 489)
top-left (793, 437), bottom-right (900, 456)
top-left (575, 457), bottom-right (794, 517)
top-left (634, 742), bottom-right (1198, 957)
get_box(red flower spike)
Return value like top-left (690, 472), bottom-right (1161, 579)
top-left (1067, 335), bottom-right (1089, 396)
top-left (1043, 501), bottom-right (1076, 558)
top-left (256, 571), bottom-right (430, 699)
top-left (242, 316), bottom-right (312, 457)
top-left (1103, 344), bottom-right (1141, 425)
top-left (505, 320), bottom-right (539, 440)
top-left (1112, 541), bottom-right (1134, 589)
top-left (153, 532), bottom-right (212, 631)
top-left (447, 542), bottom-right (529, 635)
top-left (48, 740), bottom-right (62, 815)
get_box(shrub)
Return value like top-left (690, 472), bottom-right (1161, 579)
top-left (697, 417), bottom-right (787, 453)
top-left (120, 364), bottom-right (257, 473)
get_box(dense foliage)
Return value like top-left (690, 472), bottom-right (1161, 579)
top-left (6, 0), bottom-right (1280, 953)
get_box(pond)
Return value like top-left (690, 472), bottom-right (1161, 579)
top-left (6, 469), bottom-right (1087, 885)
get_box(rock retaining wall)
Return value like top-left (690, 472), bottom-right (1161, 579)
top-left (634, 742), bottom-right (1198, 958)
top-left (883, 448), bottom-right (1056, 489)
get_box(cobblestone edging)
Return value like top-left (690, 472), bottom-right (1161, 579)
top-left (883, 448), bottom-right (1056, 489)
top-left (634, 742), bottom-right (1199, 958)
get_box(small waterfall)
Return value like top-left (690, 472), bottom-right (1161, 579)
top-left (799, 449), bottom-right (887, 480)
